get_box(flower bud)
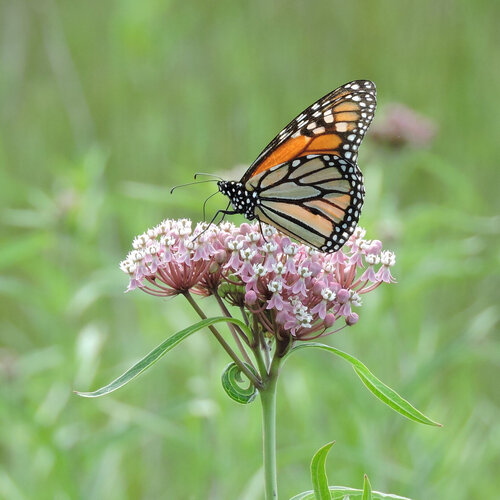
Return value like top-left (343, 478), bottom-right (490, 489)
top-left (324, 314), bottom-right (336, 328)
top-left (346, 313), bottom-right (359, 326)
top-left (276, 310), bottom-right (288, 325)
top-left (367, 240), bottom-right (383, 255)
top-left (337, 288), bottom-right (350, 304)
top-left (215, 250), bottom-right (227, 264)
top-left (240, 223), bottom-right (252, 234)
top-left (209, 261), bottom-right (220, 273)
top-left (245, 290), bottom-right (257, 305)
top-left (312, 282), bottom-right (324, 296)
top-left (309, 262), bottom-right (322, 277)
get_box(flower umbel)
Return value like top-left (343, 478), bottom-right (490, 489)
top-left (120, 219), bottom-right (396, 340)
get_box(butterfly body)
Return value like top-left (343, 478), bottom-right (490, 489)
top-left (217, 181), bottom-right (259, 220)
top-left (217, 80), bottom-right (376, 253)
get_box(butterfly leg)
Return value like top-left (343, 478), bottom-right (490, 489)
top-left (192, 205), bottom-right (239, 242)
top-left (210, 207), bottom-right (239, 225)
top-left (257, 218), bottom-right (269, 243)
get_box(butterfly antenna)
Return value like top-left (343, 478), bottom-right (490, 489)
top-left (194, 172), bottom-right (224, 181)
top-left (170, 179), bottom-right (218, 194)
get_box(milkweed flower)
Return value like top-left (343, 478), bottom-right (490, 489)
top-left (370, 103), bottom-right (437, 148)
top-left (120, 219), bottom-right (396, 340)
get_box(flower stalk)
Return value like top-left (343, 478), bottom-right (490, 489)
top-left (213, 290), bottom-right (253, 362)
top-left (259, 356), bottom-right (281, 499)
top-left (184, 291), bottom-right (262, 389)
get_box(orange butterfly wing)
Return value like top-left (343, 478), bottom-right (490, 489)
top-left (242, 80), bottom-right (376, 182)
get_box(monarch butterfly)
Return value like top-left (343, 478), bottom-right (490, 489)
top-left (218, 80), bottom-right (377, 253)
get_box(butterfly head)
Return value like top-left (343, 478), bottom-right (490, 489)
top-left (218, 180), bottom-right (258, 220)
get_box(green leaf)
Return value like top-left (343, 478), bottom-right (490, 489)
top-left (75, 317), bottom-right (250, 397)
top-left (221, 362), bottom-right (258, 404)
top-left (290, 486), bottom-right (413, 500)
top-left (287, 343), bottom-right (441, 427)
top-left (310, 441), bottom-right (335, 500)
top-left (362, 475), bottom-right (372, 500)
top-left (291, 443), bottom-right (412, 499)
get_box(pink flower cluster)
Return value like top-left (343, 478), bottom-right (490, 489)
top-left (370, 103), bottom-right (437, 149)
top-left (120, 219), bottom-right (396, 340)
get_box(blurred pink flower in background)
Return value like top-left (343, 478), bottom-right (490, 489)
top-left (370, 103), bottom-right (437, 148)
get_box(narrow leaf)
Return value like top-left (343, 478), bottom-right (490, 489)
top-left (353, 367), bottom-right (436, 426)
top-left (221, 362), bottom-right (258, 404)
top-left (288, 343), bottom-right (441, 427)
top-left (75, 317), bottom-right (250, 397)
top-left (310, 441), bottom-right (335, 500)
top-left (362, 475), bottom-right (372, 500)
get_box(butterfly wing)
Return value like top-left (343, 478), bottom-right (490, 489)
top-left (247, 154), bottom-right (364, 252)
top-left (241, 80), bottom-right (376, 184)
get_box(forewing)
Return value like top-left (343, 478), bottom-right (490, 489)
top-left (248, 155), bottom-right (364, 252)
top-left (242, 80), bottom-right (376, 183)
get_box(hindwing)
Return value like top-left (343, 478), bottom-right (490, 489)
top-left (247, 155), bottom-right (364, 252)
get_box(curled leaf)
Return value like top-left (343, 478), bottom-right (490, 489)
top-left (221, 362), bottom-right (258, 404)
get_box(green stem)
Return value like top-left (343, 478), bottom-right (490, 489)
top-left (213, 292), bottom-right (253, 365)
top-left (253, 341), bottom-right (269, 378)
top-left (184, 292), bottom-right (262, 389)
top-left (260, 354), bottom-right (281, 499)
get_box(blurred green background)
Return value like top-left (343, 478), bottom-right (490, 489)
top-left (1, 1), bottom-right (499, 499)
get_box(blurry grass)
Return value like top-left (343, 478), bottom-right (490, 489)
top-left (1, 0), bottom-right (499, 499)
